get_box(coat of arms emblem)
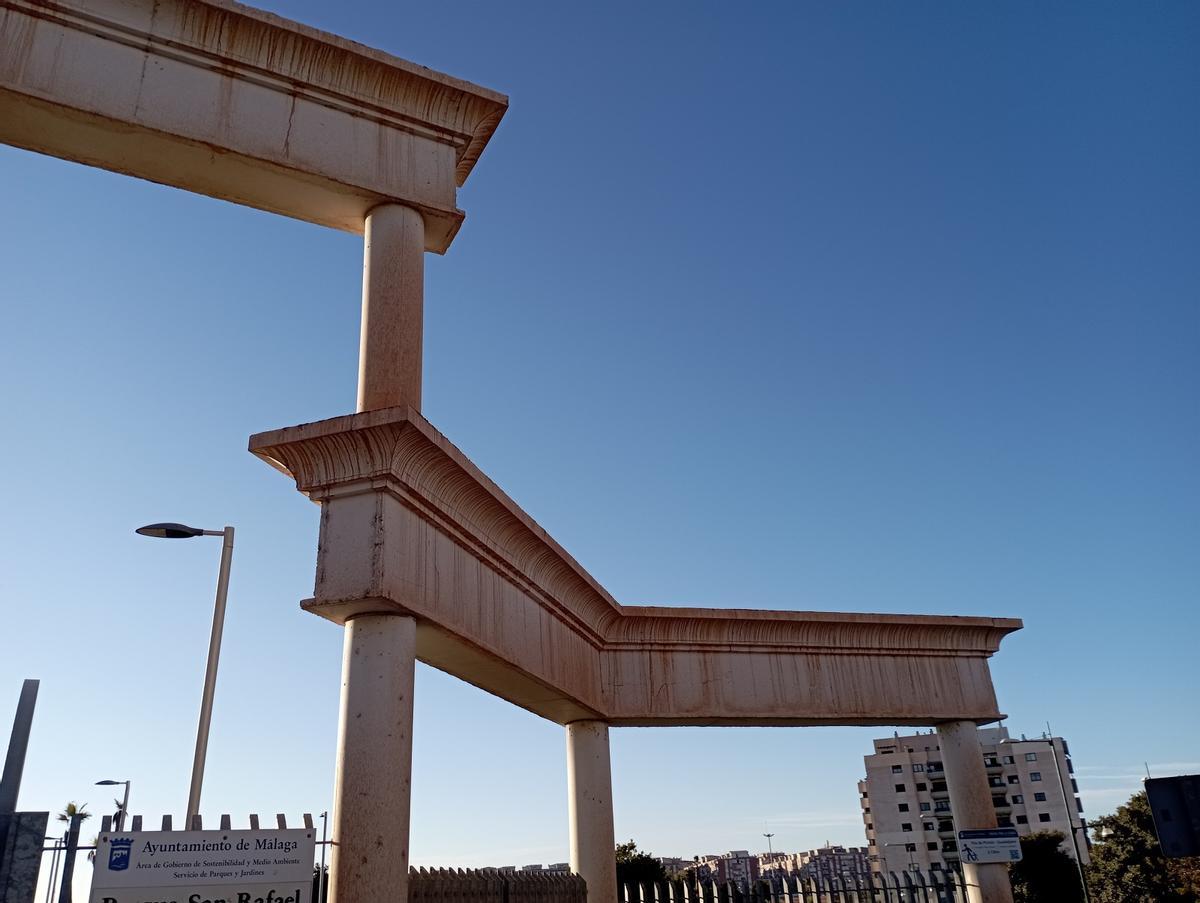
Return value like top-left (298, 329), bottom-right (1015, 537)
top-left (107, 837), bottom-right (133, 871)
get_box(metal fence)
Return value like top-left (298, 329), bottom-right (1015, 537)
top-left (620, 872), bottom-right (972, 903)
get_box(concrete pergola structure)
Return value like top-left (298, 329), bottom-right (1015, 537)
top-left (0, 2), bottom-right (1022, 902)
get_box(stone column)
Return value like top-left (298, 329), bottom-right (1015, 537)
top-left (357, 203), bottom-right (425, 413)
top-left (329, 615), bottom-right (417, 903)
top-left (329, 203), bottom-right (426, 903)
top-left (937, 721), bottom-right (1014, 903)
top-left (567, 721), bottom-right (617, 903)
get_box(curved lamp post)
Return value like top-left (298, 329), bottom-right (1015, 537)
top-left (136, 522), bottom-right (234, 826)
top-left (96, 779), bottom-right (131, 831)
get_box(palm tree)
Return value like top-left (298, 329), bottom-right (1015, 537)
top-left (57, 801), bottom-right (91, 829)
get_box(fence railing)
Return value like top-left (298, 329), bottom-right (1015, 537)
top-left (621, 872), bottom-right (971, 903)
top-left (309, 868), bottom-right (587, 903)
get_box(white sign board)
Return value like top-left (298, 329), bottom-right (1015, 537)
top-left (89, 828), bottom-right (315, 903)
top-left (957, 828), bottom-right (1023, 864)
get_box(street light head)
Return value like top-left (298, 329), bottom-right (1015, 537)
top-left (95, 780), bottom-right (124, 786)
top-left (136, 522), bottom-right (205, 539)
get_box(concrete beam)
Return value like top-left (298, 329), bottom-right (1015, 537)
top-left (0, 0), bottom-right (507, 252)
top-left (250, 407), bottom-right (1022, 727)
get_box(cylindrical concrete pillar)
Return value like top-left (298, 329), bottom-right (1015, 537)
top-left (329, 614), bottom-right (417, 903)
top-left (357, 203), bottom-right (425, 413)
top-left (937, 720), bottom-right (1015, 903)
top-left (566, 720), bottom-right (617, 903)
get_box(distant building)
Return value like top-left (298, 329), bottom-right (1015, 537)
top-left (758, 845), bottom-right (869, 882)
top-left (657, 857), bottom-right (691, 876)
top-left (859, 727), bottom-right (1088, 877)
top-left (692, 851), bottom-right (760, 887)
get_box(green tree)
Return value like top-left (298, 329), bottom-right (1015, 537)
top-left (615, 840), bottom-right (667, 887)
top-left (1087, 790), bottom-right (1199, 902)
top-left (1008, 831), bottom-right (1084, 903)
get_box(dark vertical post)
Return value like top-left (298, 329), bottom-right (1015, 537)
top-left (0, 679), bottom-right (40, 886)
top-left (0, 681), bottom-right (40, 816)
top-left (54, 813), bottom-right (82, 903)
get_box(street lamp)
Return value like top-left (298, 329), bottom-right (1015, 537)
top-left (96, 779), bottom-right (131, 831)
top-left (1000, 737), bottom-right (1090, 903)
top-left (136, 522), bottom-right (235, 825)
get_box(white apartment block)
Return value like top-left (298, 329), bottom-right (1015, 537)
top-left (859, 727), bottom-right (1088, 877)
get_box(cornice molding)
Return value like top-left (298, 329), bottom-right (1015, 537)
top-left (250, 408), bottom-right (1022, 665)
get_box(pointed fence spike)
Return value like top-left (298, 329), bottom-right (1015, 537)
top-left (220, 814), bottom-right (232, 830)
top-left (161, 815), bottom-right (172, 831)
top-left (101, 815), bottom-right (113, 833)
top-left (249, 814), bottom-right (260, 830)
top-left (276, 814), bottom-right (287, 829)
top-left (131, 815), bottom-right (142, 831)
top-left (190, 814), bottom-right (202, 830)
top-left (303, 813), bottom-right (314, 829)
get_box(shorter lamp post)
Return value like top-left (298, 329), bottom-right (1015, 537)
top-left (95, 779), bottom-right (131, 831)
top-left (136, 522), bottom-right (234, 825)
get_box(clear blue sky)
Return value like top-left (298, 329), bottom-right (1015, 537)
top-left (1, 0), bottom-right (1197, 877)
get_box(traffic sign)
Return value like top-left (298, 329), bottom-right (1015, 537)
top-left (958, 828), bottom-right (1022, 864)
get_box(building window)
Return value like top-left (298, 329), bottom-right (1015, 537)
top-left (1039, 813), bottom-right (1052, 823)
top-left (923, 822), bottom-right (935, 831)
top-left (892, 765), bottom-right (904, 774)
top-left (899, 804), bottom-right (910, 813)
top-left (1007, 775), bottom-right (1020, 784)
top-left (1034, 792), bottom-right (1047, 802)
top-left (895, 784), bottom-right (906, 793)
top-left (927, 842), bottom-right (938, 851)
top-left (1025, 752), bottom-right (1039, 762)
top-left (905, 843), bottom-right (917, 853)
top-left (1030, 772), bottom-right (1042, 782)
top-left (902, 823), bottom-right (912, 832)
top-left (916, 782), bottom-right (928, 791)
top-left (998, 818), bottom-right (1013, 827)
top-left (864, 807), bottom-right (871, 813)
top-left (1016, 815), bottom-right (1028, 825)
top-left (931, 863), bottom-right (942, 871)
top-left (1003, 756), bottom-right (1015, 764)
top-left (920, 803), bottom-right (931, 812)
top-left (867, 822), bottom-right (873, 830)
top-left (913, 764), bottom-right (925, 772)
top-left (1077, 798), bottom-right (1085, 813)
top-left (1012, 795), bottom-right (1024, 804)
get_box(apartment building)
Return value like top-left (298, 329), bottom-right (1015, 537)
top-left (757, 844), bottom-right (870, 882)
top-left (693, 851), bottom-right (761, 887)
top-left (859, 727), bottom-right (1088, 876)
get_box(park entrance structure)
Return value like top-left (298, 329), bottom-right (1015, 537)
top-left (0, 1), bottom-right (1022, 901)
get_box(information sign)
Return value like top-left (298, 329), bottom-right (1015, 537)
top-left (89, 828), bottom-right (315, 903)
top-left (957, 828), bottom-right (1022, 864)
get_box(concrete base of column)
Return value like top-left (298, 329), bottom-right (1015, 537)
top-left (937, 720), bottom-right (1015, 903)
top-left (567, 721), bottom-right (617, 903)
top-left (329, 614), bottom-right (417, 903)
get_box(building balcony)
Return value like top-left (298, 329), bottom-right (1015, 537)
top-left (931, 785), bottom-right (950, 800)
